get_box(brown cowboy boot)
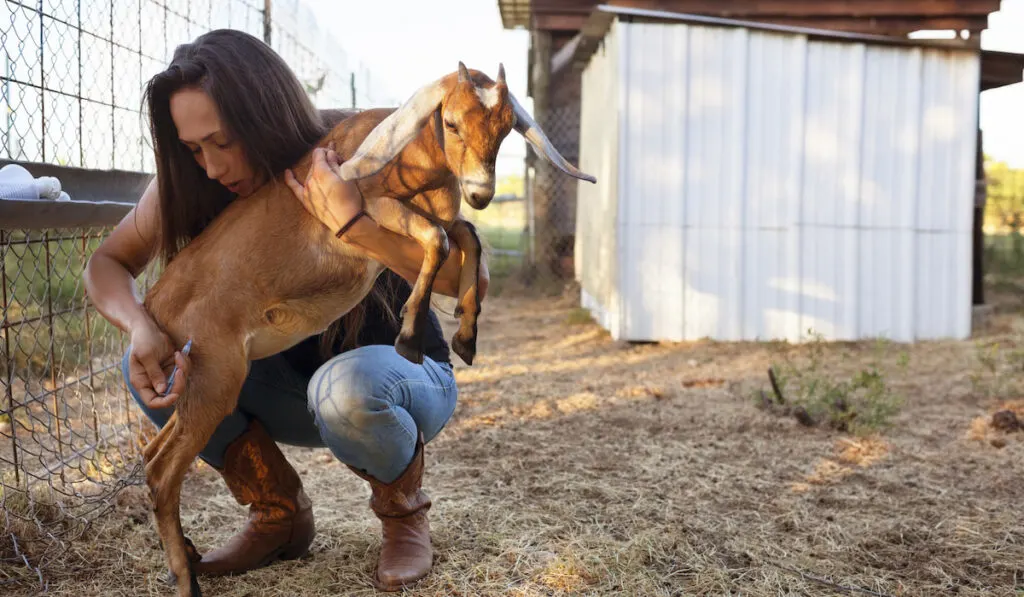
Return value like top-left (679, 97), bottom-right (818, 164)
top-left (194, 419), bottom-right (315, 576)
top-left (348, 433), bottom-right (433, 591)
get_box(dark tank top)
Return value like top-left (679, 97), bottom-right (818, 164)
top-left (279, 270), bottom-right (451, 378)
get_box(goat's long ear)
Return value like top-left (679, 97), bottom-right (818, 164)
top-left (339, 79), bottom-right (447, 181)
top-left (510, 93), bottom-right (596, 184)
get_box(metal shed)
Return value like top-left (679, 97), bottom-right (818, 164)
top-left (573, 6), bottom-right (989, 343)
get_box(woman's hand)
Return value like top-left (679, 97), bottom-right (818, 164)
top-left (285, 144), bottom-right (364, 234)
top-left (127, 320), bottom-right (190, 409)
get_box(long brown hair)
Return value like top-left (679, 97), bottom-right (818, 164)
top-left (142, 29), bottom-right (393, 355)
top-left (143, 28), bottom-right (326, 263)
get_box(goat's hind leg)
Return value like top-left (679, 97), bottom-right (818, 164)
top-left (447, 217), bottom-right (482, 365)
top-left (144, 412), bottom-right (202, 596)
top-left (144, 347), bottom-right (247, 597)
top-left (368, 196), bottom-right (449, 364)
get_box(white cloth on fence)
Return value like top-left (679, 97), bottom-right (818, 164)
top-left (0, 163), bottom-right (70, 201)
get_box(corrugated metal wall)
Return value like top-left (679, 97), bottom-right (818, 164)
top-left (577, 21), bottom-right (623, 336)
top-left (577, 20), bottom-right (980, 343)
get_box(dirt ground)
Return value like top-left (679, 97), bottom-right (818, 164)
top-left (5, 283), bottom-right (1024, 596)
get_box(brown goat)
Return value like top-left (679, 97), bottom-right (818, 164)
top-left (139, 64), bottom-right (594, 596)
top-left (339, 61), bottom-right (595, 365)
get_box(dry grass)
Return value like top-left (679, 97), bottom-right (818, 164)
top-left (4, 284), bottom-right (1024, 596)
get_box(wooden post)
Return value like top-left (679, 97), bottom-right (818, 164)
top-left (350, 72), bottom-right (357, 109)
top-left (263, 0), bottom-right (272, 45)
top-left (973, 128), bottom-right (986, 305)
top-left (529, 29), bottom-right (555, 276)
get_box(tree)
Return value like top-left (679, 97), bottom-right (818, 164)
top-left (984, 157), bottom-right (1024, 234)
top-left (983, 156), bottom-right (1024, 272)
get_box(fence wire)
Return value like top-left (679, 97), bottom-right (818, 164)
top-left (1, 224), bottom-right (158, 585)
top-left (0, 0), bottom-right (397, 588)
top-left (517, 63), bottom-right (582, 287)
top-left (1, 0), bottom-right (393, 172)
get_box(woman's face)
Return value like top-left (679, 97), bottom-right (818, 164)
top-left (170, 87), bottom-right (260, 197)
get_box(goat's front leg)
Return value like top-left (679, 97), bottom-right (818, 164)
top-left (144, 343), bottom-right (247, 597)
top-left (447, 217), bottom-right (482, 365)
top-left (367, 196), bottom-right (448, 364)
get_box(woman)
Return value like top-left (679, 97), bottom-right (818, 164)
top-left (83, 29), bottom-right (486, 591)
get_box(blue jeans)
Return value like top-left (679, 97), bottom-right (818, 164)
top-left (122, 345), bottom-right (458, 484)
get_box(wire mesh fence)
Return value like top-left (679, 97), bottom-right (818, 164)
top-left (1, 220), bottom-right (159, 586)
top-left (512, 64), bottom-right (583, 289)
top-left (1, 0), bottom-right (395, 172)
top-left (0, 0), bottom-right (397, 588)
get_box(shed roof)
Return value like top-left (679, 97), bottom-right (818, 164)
top-left (498, 0), bottom-right (1003, 36)
top-left (498, 0), bottom-right (531, 29)
top-left (563, 5), bottom-right (1024, 91)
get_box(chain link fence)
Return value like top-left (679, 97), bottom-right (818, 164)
top-left (1, 0), bottom-right (394, 171)
top-left (502, 61), bottom-right (582, 290)
top-left (0, 0), bottom-right (394, 588)
top-left (458, 64), bottom-right (584, 294)
top-left (1, 221), bottom-right (158, 588)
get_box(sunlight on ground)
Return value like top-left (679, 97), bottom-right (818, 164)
top-left (456, 346), bottom-right (674, 385)
top-left (792, 436), bottom-right (890, 492)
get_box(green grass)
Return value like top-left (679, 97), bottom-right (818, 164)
top-left (464, 198), bottom-right (529, 285)
top-left (4, 230), bottom-right (101, 311)
top-left (985, 232), bottom-right (1024, 278)
top-left (1, 229), bottom-right (143, 380)
top-left (476, 224), bottom-right (526, 253)
top-left (565, 307), bottom-right (595, 325)
top-left (762, 333), bottom-right (907, 436)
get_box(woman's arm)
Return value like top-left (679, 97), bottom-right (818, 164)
top-left (284, 147), bottom-right (489, 301)
top-left (83, 177), bottom-right (188, 407)
top-left (84, 178), bottom-right (160, 333)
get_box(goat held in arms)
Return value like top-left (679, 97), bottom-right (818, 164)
top-left (139, 63), bottom-right (595, 597)
top-left (337, 61), bottom-right (596, 366)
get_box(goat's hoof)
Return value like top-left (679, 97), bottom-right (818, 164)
top-left (452, 332), bottom-right (477, 366)
top-left (168, 568), bottom-right (202, 597)
top-left (189, 570), bottom-right (202, 597)
top-left (184, 536), bottom-right (202, 563)
top-left (395, 336), bottom-right (424, 365)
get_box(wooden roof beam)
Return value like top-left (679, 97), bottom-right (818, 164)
top-left (758, 16), bottom-right (990, 35)
top-left (534, 14), bottom-right (590, 30)
top-left (981, 50), bottom-right (1024, 91)
top-left (532, 13), bottom-right (989, 37)
top-left (528, 0), bottom-right (1002, 19)
top-left (613, 0), bottom-right (1001, 18)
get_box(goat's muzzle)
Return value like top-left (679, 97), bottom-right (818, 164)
top-left (462, 181), bottom-right (495, 210)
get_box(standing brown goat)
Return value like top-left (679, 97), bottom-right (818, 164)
top-left (139, 64), bottom-right (594, 596)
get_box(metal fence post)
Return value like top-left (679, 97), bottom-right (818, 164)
top-left (264, 0), bottom-right (272, 45)
top-left (529, 29), bottom-right (553, 273)
top-left (2, 229), bottom-right (20, 487)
